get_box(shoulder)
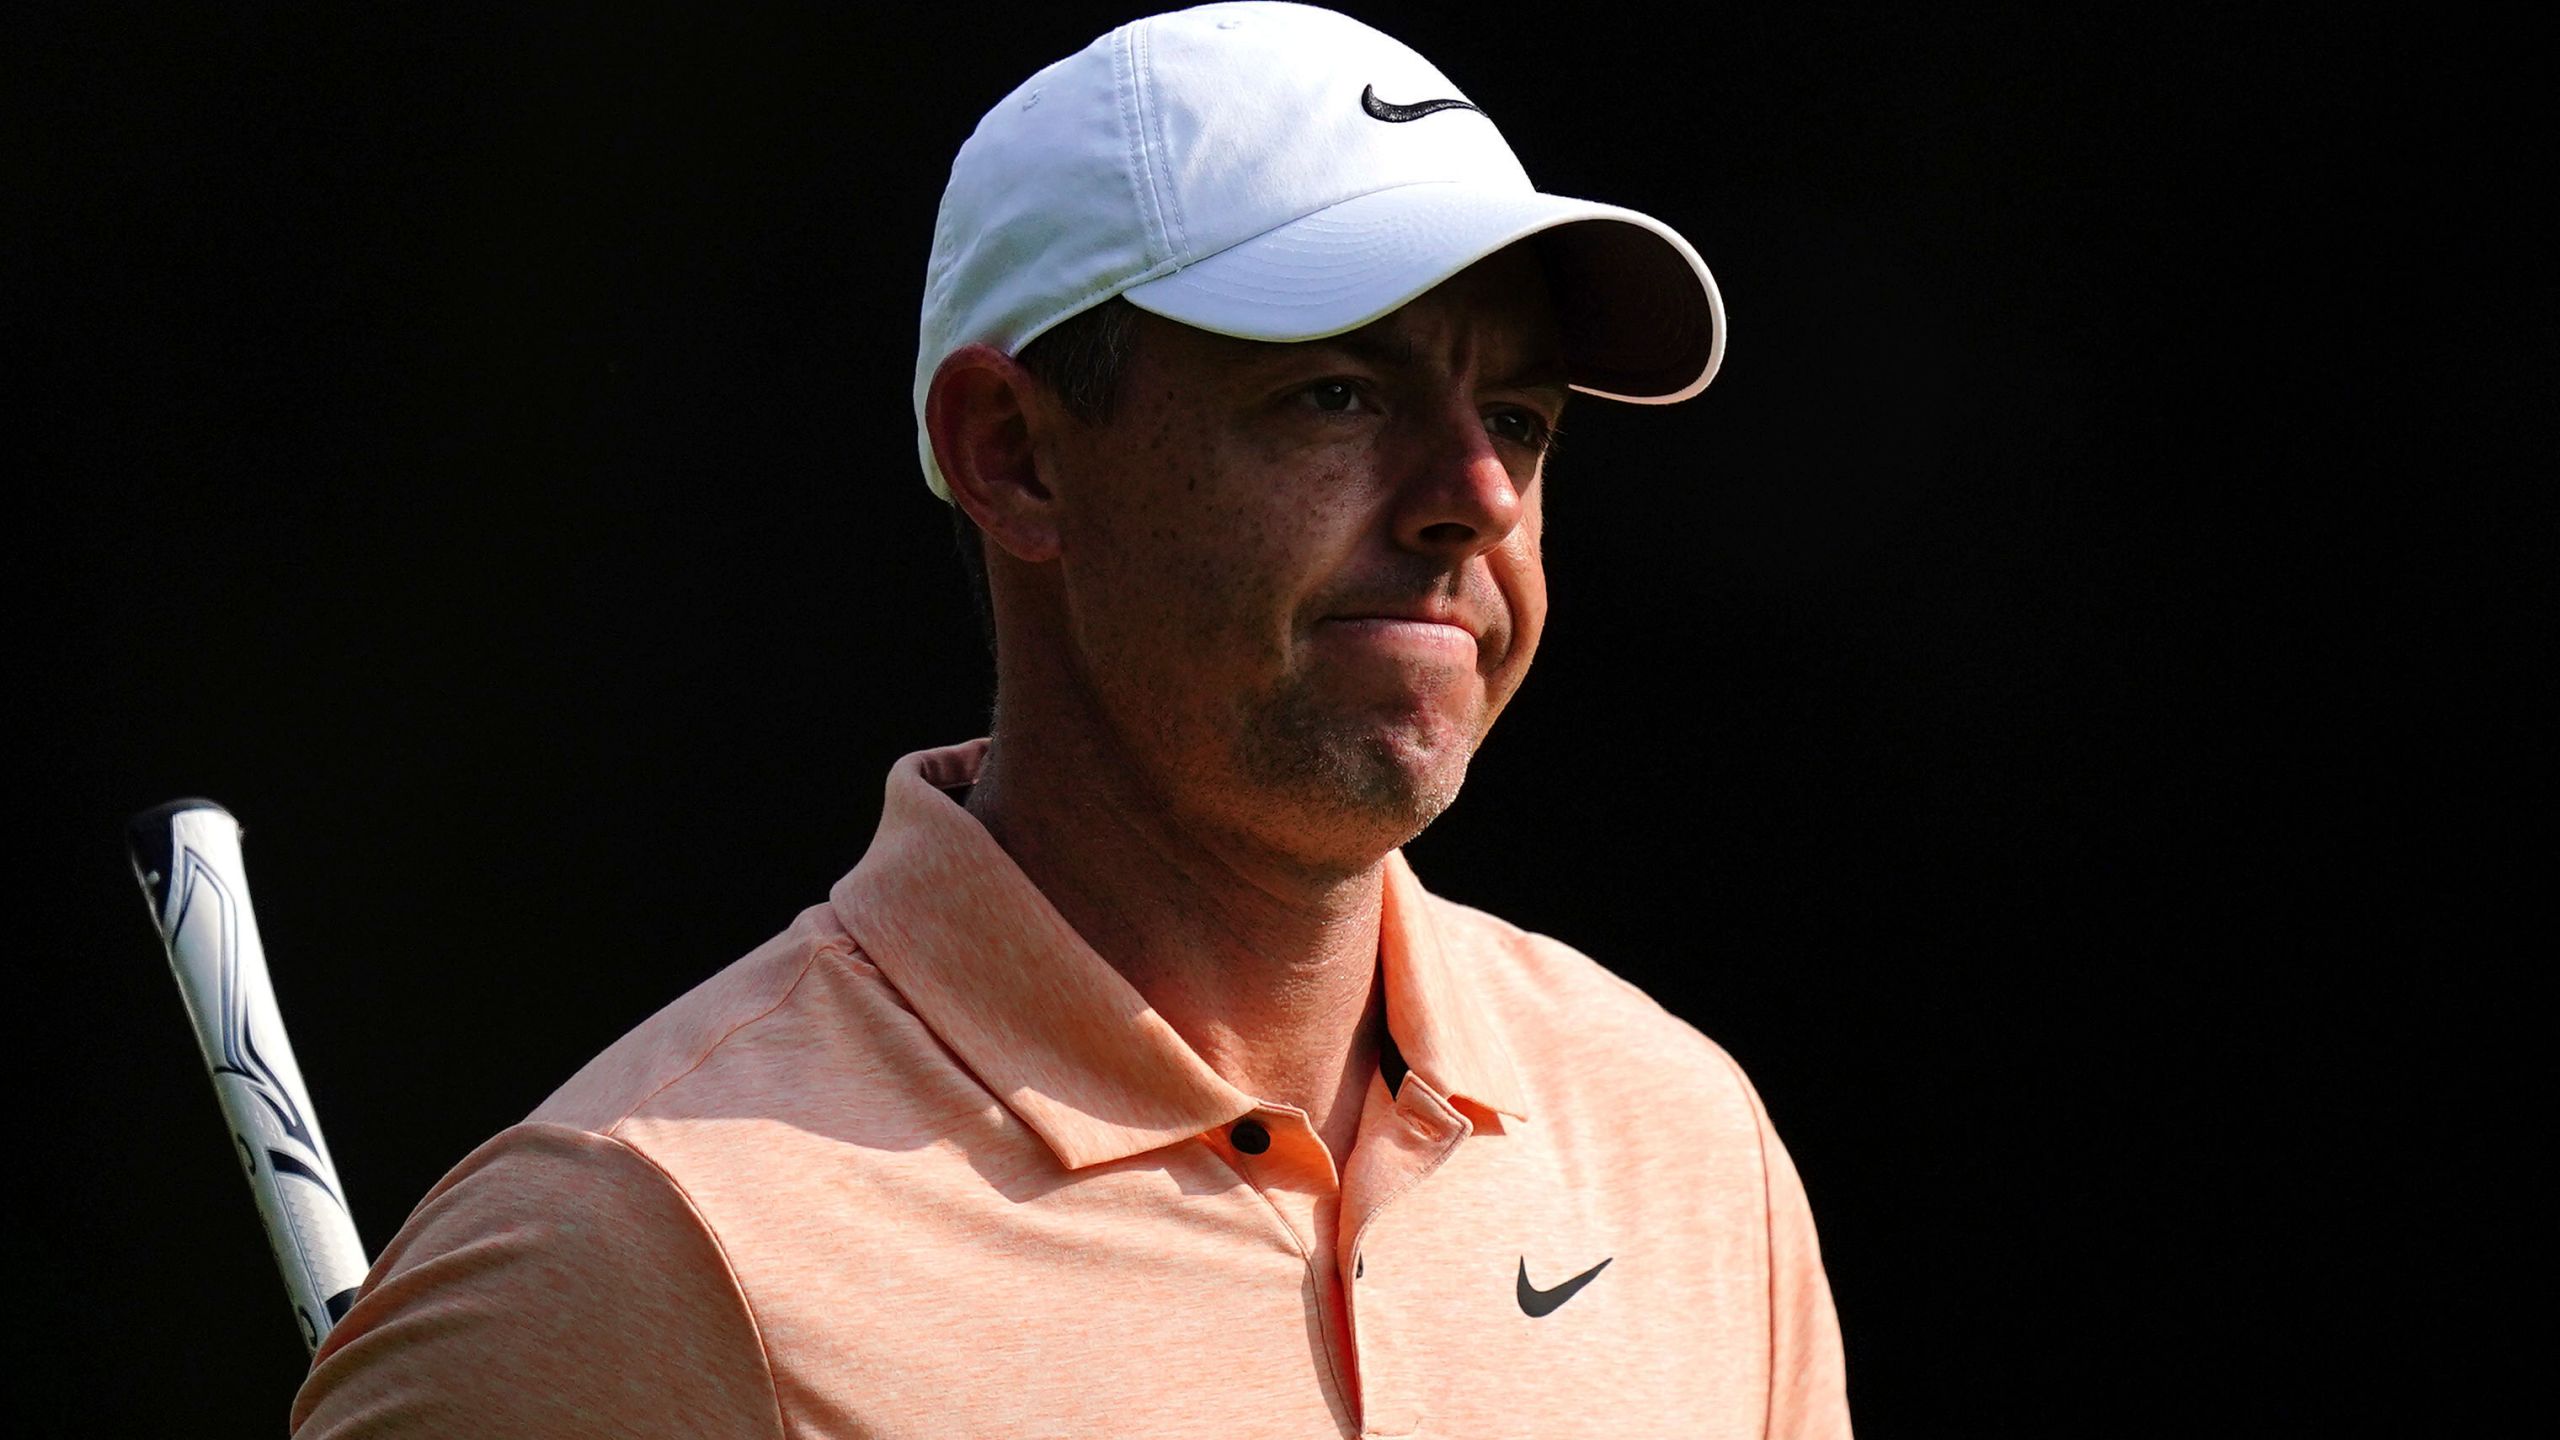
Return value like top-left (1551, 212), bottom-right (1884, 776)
top-left (290, 897), bottom-right (933, 1436)
top-left (1424, 892), bottom-right (1770, 1130)
top-left (291, 1123), bottom-right (784, 1437)
top-left (530, 899), bottom-right (862, 1135)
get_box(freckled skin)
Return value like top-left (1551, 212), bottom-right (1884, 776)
top-left (1039, 247), bottom-right (1566, 877)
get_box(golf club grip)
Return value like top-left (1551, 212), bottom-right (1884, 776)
top-left (127, 799), bottom-right (369, 1354)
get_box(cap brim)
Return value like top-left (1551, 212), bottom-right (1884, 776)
top-left (1120, 182), bottom-right (1724, 402)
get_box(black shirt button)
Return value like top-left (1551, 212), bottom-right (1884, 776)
top-left (1230, 1118), bottom-right (1271, 1154)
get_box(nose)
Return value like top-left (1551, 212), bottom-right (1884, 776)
top-left (1390, 404), bottom-right (1527, 559)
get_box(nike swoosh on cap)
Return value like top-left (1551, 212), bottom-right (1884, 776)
top-left (1516, 1256), bottom-right (1612, 1317)
top-left (1360, 84), bottom-right (1485, 123)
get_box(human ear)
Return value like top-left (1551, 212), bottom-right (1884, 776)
top-left (926, 344), bottom-right (1062, 564)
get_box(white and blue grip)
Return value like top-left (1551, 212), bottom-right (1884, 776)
top-left (128, 800), bottom-right (370, 1354)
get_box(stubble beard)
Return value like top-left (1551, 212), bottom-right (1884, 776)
top-left (1230, 667), bottom-right (1478, 861)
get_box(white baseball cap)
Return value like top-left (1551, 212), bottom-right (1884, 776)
top-left (914, 0), bottom-right (1725, 500)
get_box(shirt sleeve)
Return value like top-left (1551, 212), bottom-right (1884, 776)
top-left (1744, 1081), bottom-right (1852, 1440)
top-left (289, 1122), bottom-right (785, 1439)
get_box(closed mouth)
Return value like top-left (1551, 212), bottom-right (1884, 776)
top-left (1324, 609), bottom-right (1482, 641)
top-left (1321, 616), bottom-right (1483, 660)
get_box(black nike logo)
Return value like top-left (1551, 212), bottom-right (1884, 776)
top-left (1517, 1256), bottom-right (1612, 1317)
top-left (1361, 84), bottom-right (1484, 123)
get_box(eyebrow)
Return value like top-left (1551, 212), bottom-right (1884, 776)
top-left (1315, 326), bottom-right (1426, 373)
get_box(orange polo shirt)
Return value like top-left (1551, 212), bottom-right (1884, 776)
top-left (291, 742), bottom-right (1848, 1438)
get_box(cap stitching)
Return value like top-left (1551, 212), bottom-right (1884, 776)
top-left (1119, 22), bottom-right (1173, 264)
top-left (1140, 21), bottom-right (1189, 259)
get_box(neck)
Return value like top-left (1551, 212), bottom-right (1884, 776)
top-left (965, 709), bottom-right (1387, 1158)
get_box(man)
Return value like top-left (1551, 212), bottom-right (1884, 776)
top-left (292, 4), bottom-right (1847, 1435)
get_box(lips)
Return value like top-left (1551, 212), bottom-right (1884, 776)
top-left (1327, 615), bottom-right (1477, 651)
top-left (1316, 603), bottom-right (1491, 675)
top-left (1315, 578), bottom-right (1505, 667)
top-left (1327, 610), bottom-right (1480, 641)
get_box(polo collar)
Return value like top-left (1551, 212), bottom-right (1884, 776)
top-left (1379, 849), bottom-right (1530, 1121)
top-left (834, 742), bottom-right (1528, 1171)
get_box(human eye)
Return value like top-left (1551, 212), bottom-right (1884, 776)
top-left (1297, 379), bottom-right (1368, 415)
top-left (1485, 405), bottom-right (1555, 452)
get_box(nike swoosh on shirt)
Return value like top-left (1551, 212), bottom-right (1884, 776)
top-left (1516, 1256), bottom-right (1612, 1317)
top-left (1361, 84), bottom-right (1484, 123)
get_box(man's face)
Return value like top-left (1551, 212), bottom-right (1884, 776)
top-left (1038, 245), bottom-right (1566, 872)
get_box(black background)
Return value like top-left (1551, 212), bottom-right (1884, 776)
top-left (23, 2), bottom-right (2544, 1435)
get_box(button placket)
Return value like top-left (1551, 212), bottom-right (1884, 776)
top-left (1213, 1105), bottom-right (1358, 1428)
top-left (1337, 1076), bottom-right (1471, 1437)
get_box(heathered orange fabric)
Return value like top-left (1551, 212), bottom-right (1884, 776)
top-left (291, 741), bottom-right (1849, 1438)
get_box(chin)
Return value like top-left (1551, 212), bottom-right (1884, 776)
top-left (1234, 699), bottom-right (1479, 855)
top-left (1363, 718), bottom-right (1477, 817)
